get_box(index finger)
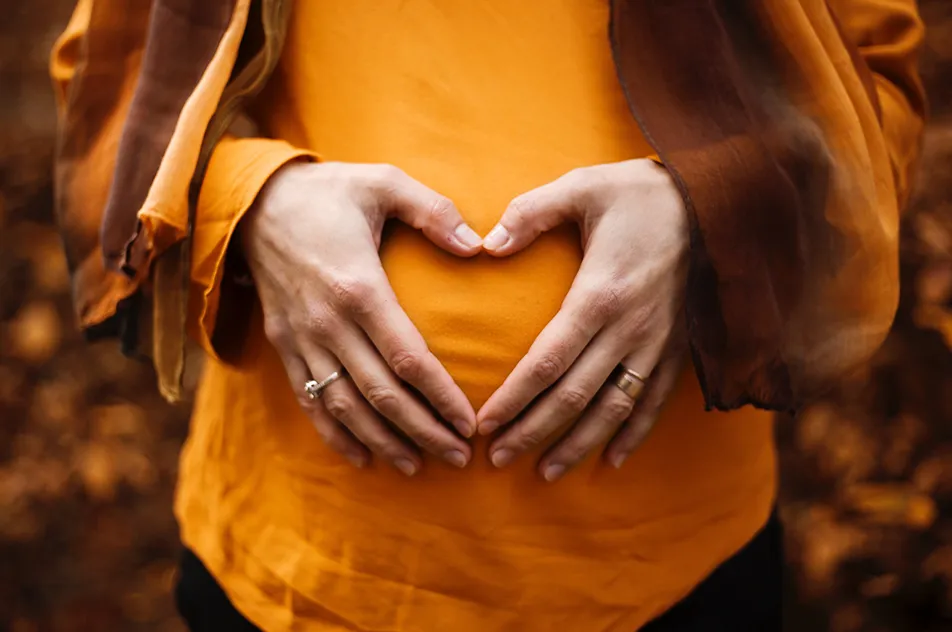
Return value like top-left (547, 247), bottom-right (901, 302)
top-left (476, 287), bottom-right (604, 434)
top-left (348, 270), bottom-right (477, 437)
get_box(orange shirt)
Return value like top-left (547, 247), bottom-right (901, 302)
top-left (44, 0), bottom-right (923, 627)
top-left (177, 2), bottom-right (777, 630)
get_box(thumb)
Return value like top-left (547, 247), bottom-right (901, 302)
top-left (384, 168), bottom-right (482, 257)
top-left (483, 174), bottom-right (582, 257)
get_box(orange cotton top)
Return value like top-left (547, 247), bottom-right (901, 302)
top-left (44, 0), bottom-right (922, 627)
top-left (174, 1), bottom-right (777, 630)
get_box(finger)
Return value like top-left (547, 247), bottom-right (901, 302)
top-left (281, 353), bottom-right (369, 468)
top-left (323, 323), bottom-right (472, 467)
top-left (487, 328), bottom-right (623, 469)
top-left (342, 271), bottom-right (476, 437)
top-left (477, 283), bottom-right (608, 435)
top-left (381, 166), bottom-right (483, 256)
top-left (316, 369), bottom-right (422, 477)
top-left (537, 382), bottom-right (638, 482)
top-left (605, 351), bottom-right (684, 469)
top-left (483, 168), bottom-right (590, 256)
top-left (536, 345), bottom-right (658, 482)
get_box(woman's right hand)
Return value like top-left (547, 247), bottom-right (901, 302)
top-left (240, 161), bottom-right (483, 476)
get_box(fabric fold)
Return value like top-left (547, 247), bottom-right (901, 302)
top-left (53, 0), bottom-right (925, 411)
top-left (610, 0), bottom-right (924, 411)
top-left (189, 136), bottom-right (317, 363)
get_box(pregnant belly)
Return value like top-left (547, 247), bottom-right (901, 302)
top-left (380, 222), bottom-right (583, 408)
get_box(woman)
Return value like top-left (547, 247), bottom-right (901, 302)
top-left (51, 0), bottom-right (925, 629)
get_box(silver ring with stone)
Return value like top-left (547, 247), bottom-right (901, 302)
top-left (304, 369), bottom-right (344, 400)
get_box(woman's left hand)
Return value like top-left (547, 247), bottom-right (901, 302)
top-left (475, 158), bottom-right (690, 481)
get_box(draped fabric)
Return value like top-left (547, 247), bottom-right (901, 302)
top-left (52, 0), bottom-right (925, 411)
top-left (611, 0), bottom-right (925, 410)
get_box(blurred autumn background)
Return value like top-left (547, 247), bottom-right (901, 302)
top-left (2, 2), bottom-right (952, 632)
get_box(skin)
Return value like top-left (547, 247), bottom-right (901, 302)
top-left (242, 157), bottom-right (689, 481)
top-left (241, 161), bottom-right (483, 476)
top-left (477, 158), bottom-right (690, 480)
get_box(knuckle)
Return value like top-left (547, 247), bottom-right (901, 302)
top-left (406, 425), bottom-right (442, 451)
top-left (506, 194), bottom-right (535, 225)
top-left (426, 196), bottom-right (456, 225)
top-left (390, 349), bottom-right (424, 384)
top-left (365, 384), bottom-right (401, 417)
top-left (628, 411), bottom-right (660, 439)
top-left (427, 387), bottom-right (457, 415)
top-left (322, 432), bottom-right (350, 455)
top-left (364, 429), bottom-right (398, 452)
top-left (300, 305), bottom-right (336, 338)
top-left (322, 391), bottom-right (354, 421)
top-left (263, 316), bottom-right (291, 348)
top-left (604, 396), bottom-right (635, 422)
top-left (296, 394), bottom-right (322, 414)
top-left (598, 285), bottom-right (625, 318)
top-left (361, 433), bottom-right (393, 456)
top-left (627, 304), bottom-right (656, 337)
top-left (311, 422), bottom-right (334, 444)
top-left (585, 284), bottom-right (625, 322)
top-left (515, 427), bottom-right (546, 450)
top-left (556, 387), bottom-right (591, 416)
top-left (530, 354), bottom-right (566, 388)
top-left (309, 417), bottom-right (331, 439)
top-left (381, 447), bottom-right (411, 464)
top-left (374, 163), bottom-right (405, 186)
top-left (556, 442), bottom-right (586, 466)
top-left (617, 425), bottom-right (644, 452)
top-left (640, 405), bottom-right (663, 429)
top-left (644, 413), bottom-right (663, 435)
top-left (329, 276), bottom-right (376, 315)
top-left (612, 435), bottom-right (636, 454)
top-left (562, 167), bottom-right (587, 187)
top-left (313, 425), bottom-right (332, 444)
top-left (561, 168), bottom-right (592, 198)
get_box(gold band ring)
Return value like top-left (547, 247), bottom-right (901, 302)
top-left (613, 365), bottom-right (647, 400)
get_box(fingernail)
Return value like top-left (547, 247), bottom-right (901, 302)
top-left (348, 453), bottom-right (368, 469)
top-left (491, 448), bottom-right (514, 468)
top-left (478, 421), bottom-right (500, 436)
top-left (453, 224), bottom-right (483, 249)
top-left (395, 458), bottom-right (417, 476)
top-left (611, 453), bottom-right (628, 469)
top-left (444, 450), bottom-right (468, 468)
top-left (454, 420), bottom-right (474, 438)
top-left (483, 225), bottom-right (511, 251)
top-left (543, 464), bottom-right (566, 482)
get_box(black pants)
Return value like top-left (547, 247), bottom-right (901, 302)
top-left (175, 511), bottom-right (782, 631)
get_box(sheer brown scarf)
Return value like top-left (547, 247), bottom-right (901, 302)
top-left (54, 0), bottom-right (920, 411)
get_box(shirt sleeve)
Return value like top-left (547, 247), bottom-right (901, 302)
top-left (188, 136), bottom-right (317, 363)
top-left (50, 0), bottom-right (263, 399)
top-left (50, 0), bottom-right (91, 113)
top-left (829, 0), bottom-right (927, 207)
top-left (611, 1), bottom-right (927, 410)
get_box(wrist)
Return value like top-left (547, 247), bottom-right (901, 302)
top-left (238, 158), bottom-right (312, 255)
